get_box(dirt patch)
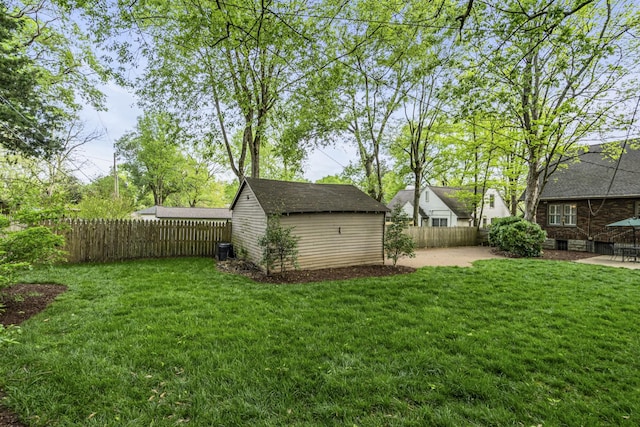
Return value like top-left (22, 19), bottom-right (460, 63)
top-left (497, 249), bottom-right (600, 261)
top-left (539, 249), bottom-right (600, 261)
top-left (0, 392), bottom-right (24, 427)
top-left (1, 284), bottom-right (67, 327)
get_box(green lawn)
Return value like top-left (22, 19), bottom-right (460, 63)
top-left (1, 258), bottom-right (639, 426)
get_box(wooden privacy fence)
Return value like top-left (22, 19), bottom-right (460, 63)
top-left (48, 219), bottom-right (232, 263)
top-left (405, 226), bottom-right (478, 248)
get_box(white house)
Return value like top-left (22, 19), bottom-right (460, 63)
top-left (230, 178), bottom-right (389, 271)
top-left (387, 186), bottom-right (510, 228)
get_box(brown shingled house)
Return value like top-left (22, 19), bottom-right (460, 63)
top-left (230, 178), bottom-right (389, 271)
top-left (536, 142), bottom-right (640, 253)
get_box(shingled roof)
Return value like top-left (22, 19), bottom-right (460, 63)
top-left (429, 186), bottom-right (473, 219)
top-left (231, 178), bottom-right (389, 215)
top-left (135, 206), bottom-right (232, 219)
top-left (387, 189), bottom-right (429, 217)
top-left (540, 142), bottom-right (640, 200)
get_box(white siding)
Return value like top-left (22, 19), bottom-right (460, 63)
top-left (231, 185), bottom-right (267, 264)
top-left (478, 188), bottom-right (511, 226)
top-left (281, 212), bottom-right (385, 270)
top-left (422, 189), bottom-right (462, 227)
top-left (400, 202), bottom-right (413, 218)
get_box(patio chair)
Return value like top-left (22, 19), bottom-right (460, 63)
top-left (619, 246), bottom-right (639, 262)
top-left (609, 243), bottom-right (620, 261)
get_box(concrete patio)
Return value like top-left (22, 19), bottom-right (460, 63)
top-left (393, 246), bottom-right (640, 270)
top-left (575, 255), bottom-right (640, 270)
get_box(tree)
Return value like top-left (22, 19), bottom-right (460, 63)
top-left (384, 204), bottom-right (416, 266)
top-left (335, 0), bottom-right (418, 202)
top-left (394, 49), bottom-right (453, 223)
top-left (0, 2), bottom-right (63, 157)
top-left (258, 215), bottom-right (300, 275)
top-left (116, 112), bottom-right (188, 206)
top-left (2, 0), bottom-right (107, 158)
top-left (465, 0), bottom-right (638, 221)
top-left (88, 0), bottom-right (335, 183)
top-left (76, 173), bottom-right (140, 219)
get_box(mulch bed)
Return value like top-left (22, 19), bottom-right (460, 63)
top-left (0, 249), bottom-right (601, 426)
top-left (216, 259), bottom-right (416, 284)
top-left (0, 284), bottom-right (67, 327)
top-left (495, 249), bottom-right (600, 261)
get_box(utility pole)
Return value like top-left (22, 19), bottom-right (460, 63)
top-left (113, 152), bottom-right (119, 198)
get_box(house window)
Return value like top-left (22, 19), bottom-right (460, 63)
top-left (489, 194), bottom-right (495, 208)
top-left (432, 218), bottom-right (448, 227)
top-left (482, 217), bottom-right (488, 228)
top-left (548, 203), bottom-right (577, 226)
top-left (563, 204), bottom-right (577, 226)
top-left (635, 201), bottom-right (640, 217)
top-left (548, 204), bottom-right (562, 225)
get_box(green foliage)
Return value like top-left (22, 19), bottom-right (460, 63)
top-left (0, 4), bottom-right (64, 157)
top-left (116, 112), bottom-right (188, 206)
top-left (0, 324), bottom-right (21, 347)
top-left (489, 216), bottom-right (546, 257)
top-left (0, 226), bottom-right (66, 265)
top-left (12, 206), bottom-right (66, 227)
top-left (384, 205), bottom-right (416, 266)
top-left (258, 215), bottom-right (300, 275)
top-left (0, 209), bottom-right (66, 291)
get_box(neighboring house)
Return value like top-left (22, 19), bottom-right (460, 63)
top-left (132, 206), bottom-right (232, 221)
top-left (230, 178), bottom-right (389, 271)
top-left (387, 186), bottom-right (510, 228)
top-left (536, 142), bottom-right (640, 253)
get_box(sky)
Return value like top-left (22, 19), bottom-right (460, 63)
top-left (77, 82), bottom-right (355, 184)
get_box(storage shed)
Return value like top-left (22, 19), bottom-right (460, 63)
top-left (230, 178), bottom-right (389, 271)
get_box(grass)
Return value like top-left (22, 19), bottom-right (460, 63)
top-left (1, 257), bottom-right (639, 426)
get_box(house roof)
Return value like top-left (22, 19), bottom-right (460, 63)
top-left (134, 206), bottom-right (232, 219)
top-left (429, 186), bottom-right (473, 219)
top-left (231, 178), bottom-right (389, 215)
top-left (387, 189), bottom-right (413, 210)
top-left (387, 189), bottom-right (429, 217)
top-left (540, 142), bottom-right (640, 200)
top-left (386, 186), bottom-right (473, 219)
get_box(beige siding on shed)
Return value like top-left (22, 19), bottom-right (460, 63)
top-left (281, 212), bottom-right (385, 270)
top-left (231, 185), bottom-right (267, 263)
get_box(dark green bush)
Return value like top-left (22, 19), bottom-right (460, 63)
top-left (488, 216), bottom-right (546, 257)
top-left (0, 226), bottom-right (66, 265)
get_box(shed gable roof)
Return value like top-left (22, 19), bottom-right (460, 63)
top-left (540, 142), bottom-right (640, 200)
top-left (231, 178), bottom-right (389, 215)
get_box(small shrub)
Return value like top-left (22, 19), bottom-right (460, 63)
top-left (0, 226), bottom-right (66, 265)
top-left (258, 215), bottom-right (300, 275)
top-left (489, 216), bottom-right (546, 257)
top-left (384, 205), bottom-right (416, 266)
top-left (0, 214), bottom-right (66, 291)
top-left (488, 216), bottom-right (523, 247)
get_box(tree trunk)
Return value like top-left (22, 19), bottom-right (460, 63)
top-left (523, 164), bottom-right (541, 222)
top-left (413, 173), bottom-right (421, 226)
